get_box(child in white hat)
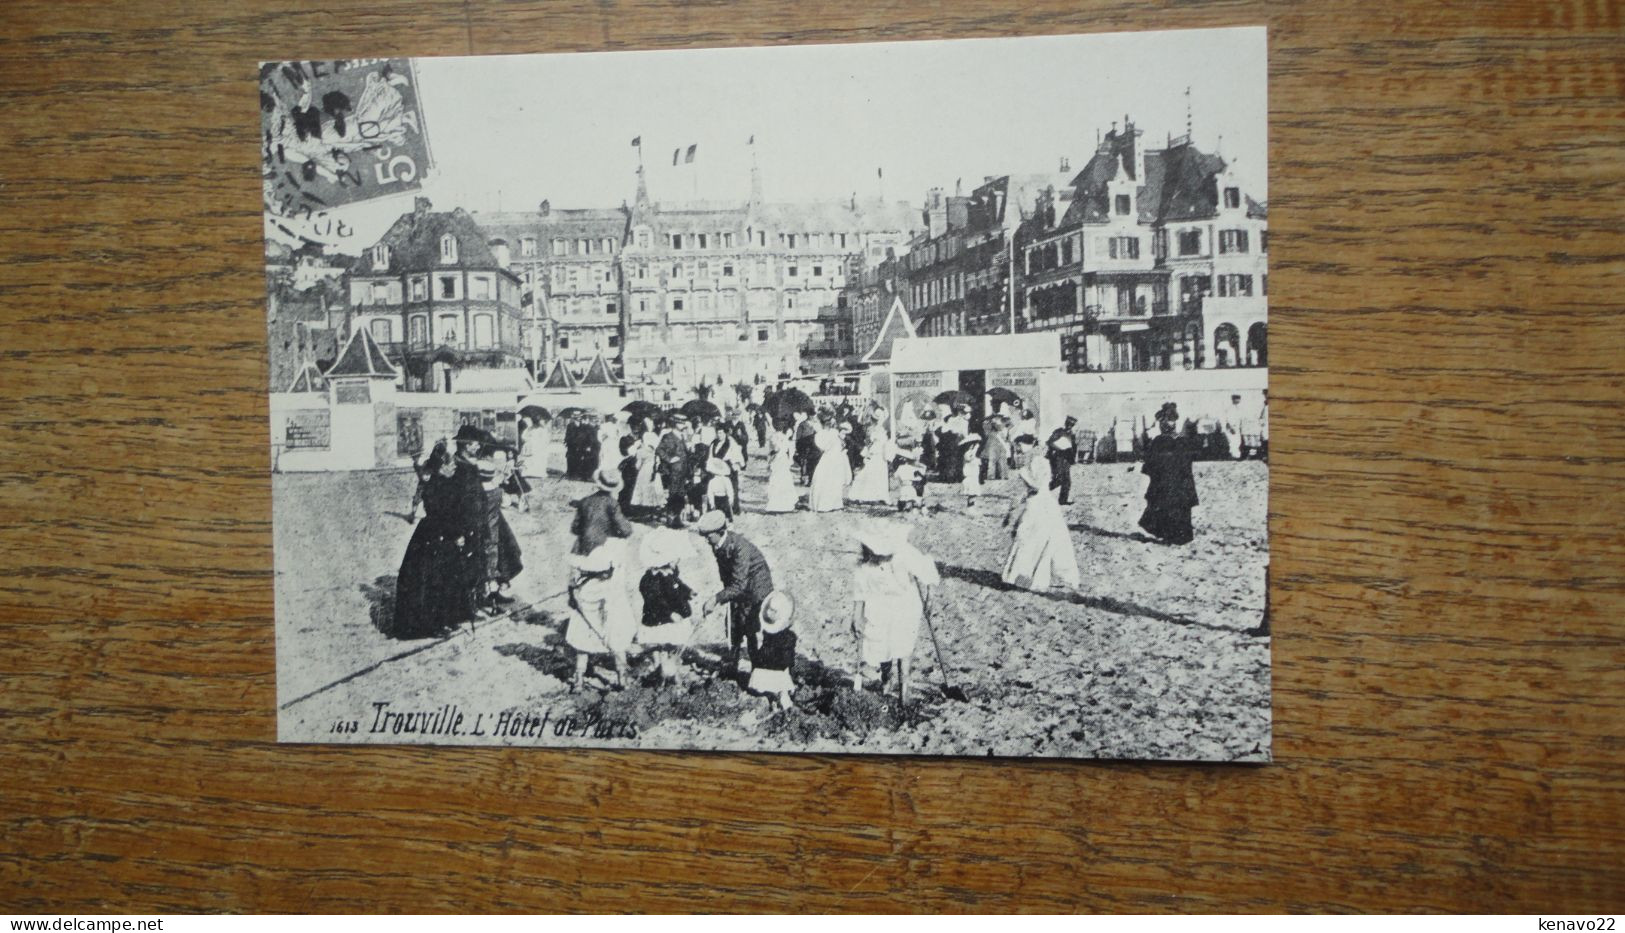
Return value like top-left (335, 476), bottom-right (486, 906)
top-left (893, 448), bottom-right (924, 512)
top-left (850, 523), bottom-right (939, 702)
top-left (748, 591), bottom-right (797, 710)
top-left (960, 434), bottom-right (984, 506)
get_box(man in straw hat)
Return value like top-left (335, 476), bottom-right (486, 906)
top-left (571, 465), bottom-right (634, 557)
top-left (696, 510), bottom-right (774, 678)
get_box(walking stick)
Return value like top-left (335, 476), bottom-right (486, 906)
top-left (917, 586), bottom-right (969, 702)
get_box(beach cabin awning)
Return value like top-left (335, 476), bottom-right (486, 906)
top-left (859, 295), bottom-right (917, 365)
top-left (453, 367), bottom-right (535, 394)
top-left (539, 358), bottom-right (578, 391)
top-left (324, 326), bottom-right (398, 379)
top-left (578, 352), bottom-right (621, 387)
top-left (889, 332), bottom-right (1062, 374)
top-left (285, 362), bottom-right (326, 393)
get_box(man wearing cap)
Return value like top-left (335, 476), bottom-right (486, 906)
top-left (655, 414), bottom-right (692, 522)
top-left (1046, 415), bottom-right (1080, 506)
top-left (696, 511), bottom-right (774, 677)
top-left (571, 466), bottom-right (634, 557)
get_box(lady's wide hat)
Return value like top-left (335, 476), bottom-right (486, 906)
top-left (959, 433), bottom-right (983, 450)
top-left (1156, 402), bottom-right (1180, 423)
top-left (594, 467), bottom-right (622, 491)
top-left (454, 424), bottom-right (485, 444)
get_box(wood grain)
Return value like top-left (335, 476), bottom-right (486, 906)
top-left (1, 0), bottom-right (1622, 913)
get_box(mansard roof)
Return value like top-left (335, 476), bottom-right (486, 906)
top-left (476, 207), bottom-right (630, 244)
top-left (348, 205), bottom-right (507, 276)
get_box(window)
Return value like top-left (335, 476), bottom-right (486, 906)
top-left (1178, 230), bottom-right (1202, 256)
top-left (473, 314), bottom-right (494, 348)
top-left (1262, 274), bottom-right (1268, 296)
top-left (606, 300), bottom-right (617, 316)
top-left (439, 234), bottom-right (458, 263)
top-left (1217, 274), bottom-right (1255, 297)
top-left (603, 238), bottom-right (615, 254)
top-left (410, 277), bottom-right (426, 301)
top-left (371, 244), bottom-right (390, 270)
top-left (698, 260), bottom-right (710, 279)
top-left (1115, 194), bottom-right (1131, 215)
top-left (577, 238), bottom-right (589, 254)
top-left (722, 262), bottom-right (734, 277)
top-left (671, 234), bottom-right (683, 249)
top-left (756, 230), bottom-right (766, 247)
top-left (755, 259), bottom-right (768, 276)
top-left (409, 316), bottom-right (426, 346)
top-left (838, 233), bottom-right (848, 249)
top-left (604, 268), bottom-right (614, 284)
top-left (698, 233), bottom-right (708, 249)
top-left (788, 265), bottom-right (798, 278)
top-left (787, 234), bottom-right (797, 249)
top-left (722, 233), bottom-right (734, 248)
top-left (559, 335), bottom-right (570, 349)
top-left (672, 298), bottom-right (685, 312)
top-left (812, 265), bottom-right (822, 277)
top-left (369, 318), bottom-right (393, 343)
top-left (1224, 187), bottom-right (1241, 209)
top-left (757, 327), bottom-right (770, 342)
top-left (438, 275), bottom-right (458, 300)
top-left (1061, 239), bottom-right (1074, 265)
top-left (470, 276), bottom-right (491, 300)
top-left (636, 263), bottom-right (647, 280)
top-left (552, 239), bottom-right (567, 256)
top-left (435, 313), bottom-right (459, 345)
top-left (371, 282), bottom-right (390, 304)
top-left (520, 237), bottom-right (536, 257)
top-left (697, 293), bottom-right (711, 312)
top-left (1108, 237), bottom-right (1140, 260)
top-left (638, 298), bottom-right (648, 314)
top-left (786, 294), bottom-right (796, 310)
top-left (637, 231), bottom-right (650, 248)
top-left (1261, 231), bottom-right (1269, 252)
top-left (608, 334), bottom-right (620, 348)
top-left (1219, 230), bottom-right (1250, 254)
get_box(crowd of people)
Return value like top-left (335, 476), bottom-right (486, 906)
top-left (386, 395), bottom-right (1209, 708)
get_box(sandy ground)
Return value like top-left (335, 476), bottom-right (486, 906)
top-left (275, 452), bottom-right (1270, 761)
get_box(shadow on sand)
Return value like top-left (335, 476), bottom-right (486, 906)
top-left (936, 562), bottom-right (1247, 635)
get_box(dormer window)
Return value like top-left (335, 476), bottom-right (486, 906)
top-left (1115, 194), bottom-right (1131, 216)
top-left (520, 237), bottom-right (536, 257)
top-left (371, 244), bottom-right (390, 270)
top-left (1224, 187), bottom-right (1241, 209)
top-left (439, 234), bottom-right (458, 263)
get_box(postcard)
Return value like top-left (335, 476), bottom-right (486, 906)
top-left (266, 26), bottom-right (1270, 759)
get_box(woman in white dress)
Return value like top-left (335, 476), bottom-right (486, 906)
top-left (807, 411), bottom-right (851, 513)
top-left (847, 411), bottom-right (894, 504)
top-left (850, 523), bottom-right (940, 702)
top-left (565, 537), bottom-right (637, 691)
top-left (1001, 435), bottom-right (1081, 591)
top-left (763, 427), bottom-right (798, 513)
top-left (630, 424), bottom-right (666, 511)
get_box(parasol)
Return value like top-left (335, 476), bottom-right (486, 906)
top-left (519, 404), bottom-right (551, 422)
top-left (621, 400), bottom-right (663, 420)
top-left (987, 387), bottom-right (1022, 407)
top-left (933, 389), bottom-right (973, 408)
top-left (679, 398), bottom-right (721, 423)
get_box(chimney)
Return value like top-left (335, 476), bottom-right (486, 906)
top-left (926, 187), bottom-right (947, 239)
top-left (538, 199), bottom-right (551, 216)
top-left (1059, 156), bottom-right (1070, 174)
top-left (413, 196), bottom-right (432, 216)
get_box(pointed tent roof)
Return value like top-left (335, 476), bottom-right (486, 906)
top-left (324, 325), bottom-right (398, 379)
top-left (860, 295), bottom-right (917, 365)
top-left (285, 362), bottom-right (325, 393)
top-left (540, 358), bottom-right (578, 390)
top-left (578, 352), bottom-right (621, 387)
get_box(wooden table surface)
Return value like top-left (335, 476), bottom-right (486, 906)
top-left (2, 0), bottom-right (1621, 914)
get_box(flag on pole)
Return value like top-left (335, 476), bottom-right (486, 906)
top-left (748, 135), bottom-right (754, 145)
top-left (631, 136), bottom-right (640, 147)
top-left (673, 148), bottom-right (680, 166)
top-left (685, 144), bottom-right (697, 163)
top-left (877, 167), bottom-right (883, 178)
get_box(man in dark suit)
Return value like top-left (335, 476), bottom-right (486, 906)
top-left (696, 510), bottom-right (774, 676)
top-left (655, 414), bottom-right (692, 522)
top-left (1046, 415), bottom-right (1080, 506)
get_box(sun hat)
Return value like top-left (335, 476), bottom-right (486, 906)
top-left (760, 591), bottom-right (795, 634)
top-left (594, 467), bottom-right (622, 491)
top-left (706, 457), bottom-right (730, 475)
top-left (694, 510), bottom-right (728, 534)
top-left (855, 524), bottom-right (898, 558)
top-left (638, 527), bottom-right (691, 568)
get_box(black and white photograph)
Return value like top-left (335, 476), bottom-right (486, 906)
top-left (266, 26), bottom-right (1271, 760)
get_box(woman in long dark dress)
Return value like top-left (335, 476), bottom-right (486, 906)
top-left (1138, 402), bottom-right (1199, 545)
top-left (391, 443), bottom-right (479, 638)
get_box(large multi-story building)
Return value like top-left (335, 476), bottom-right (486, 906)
top-left (1016, 118), bottom-right (1268, 372)
top-left (477, 201), bottom-right (628, 374)
top-left (343, 198), bottom-right (527, 393)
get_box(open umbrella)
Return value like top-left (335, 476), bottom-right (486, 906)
top-left (519, 404), bottom-right (551, 422)
top-left (557, 406), bottom-right (593, 420)
top-left (763, 387), bottom-right (814, 420)
top-left (680, 398), bottom-right (721, 423)
top-left (621, 400), bottom-right (663, 421)
top-left (934, 389), bottom-right (973, 408)
top-left (987, 387), bottom-right (1022, 407)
